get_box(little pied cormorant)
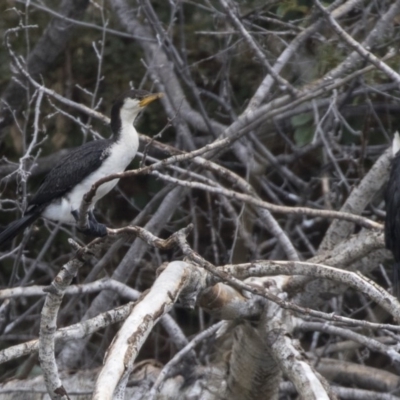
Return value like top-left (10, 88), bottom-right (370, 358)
top-left (0, 89), bottom-right (162, 246)
top-left (385, 131), bottom-right (400, 297)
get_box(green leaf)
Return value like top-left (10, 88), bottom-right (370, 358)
top-left (294, 125), bottom-right (314, 146)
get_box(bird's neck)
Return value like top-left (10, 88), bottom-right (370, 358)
top-left (111, 109), bottom-right (140, 145)
top-left (114, 120), bottom-right (139, 152)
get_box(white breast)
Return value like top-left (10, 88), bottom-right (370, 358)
top-left (42, 123), bottom-right (139, 224)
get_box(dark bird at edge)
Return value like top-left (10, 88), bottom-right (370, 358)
top-left (385, 131), bottom-right (400, 298)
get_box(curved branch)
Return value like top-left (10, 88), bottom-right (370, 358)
top-left (92, 261), bottom-right (204, 399)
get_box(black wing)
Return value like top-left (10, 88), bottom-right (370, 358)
top-left (385, 153), bottom-right (400, 262)
top-left (28, 139), bottom-right (112, 208)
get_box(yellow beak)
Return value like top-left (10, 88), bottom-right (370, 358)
top-left (139, 93), bottom-right (164, 107)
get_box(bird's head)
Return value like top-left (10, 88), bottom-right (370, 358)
top-left (111, 89), bottom-right (163, 133)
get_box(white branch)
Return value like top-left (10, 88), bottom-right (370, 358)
top-left (221, 260), bottom-right (400, 323)
top-left (263, 301), bottom-right (331, 400)
top-left (92, 261), bottom-right (203, 399)
top-left (39, 240), bottom-right (87, 400)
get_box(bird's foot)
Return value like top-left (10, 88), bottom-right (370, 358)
top-left (71, 210), bottom-right (108, 237)
top-left (77, 221), bottom-right (108, 237)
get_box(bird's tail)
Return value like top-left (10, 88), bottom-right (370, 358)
top-left (0, 212), bottom-right (41, 247)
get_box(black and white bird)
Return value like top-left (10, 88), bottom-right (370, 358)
top-left (385, 131), bottom-right (400, 297)
top-left (0, 89), bottom-right (162, 246)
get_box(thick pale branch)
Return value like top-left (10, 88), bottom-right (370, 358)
top-left (92, 261), bottom-right (204, 399)
top-left (220, 260), bottom-right (400, 323)
top-left (39, 239), bottom-right (87, 400)
top-left (262, 303), bottom-right (333, 400)
top-left (320, 148), bottom-right (392, 250)
top-left (198, 282), bottom-right (263, 319)
top-left (175, 232), bottom-right (400, 330)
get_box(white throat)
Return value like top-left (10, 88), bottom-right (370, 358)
top-left (119, 117), bottom-right (139, 144)
top-left (116, 103), bottom-right (142, 145)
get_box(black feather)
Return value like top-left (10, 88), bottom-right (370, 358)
top-left (385, 151), bottom-right (400, 297)
top-left (27, 139), bottom-right (112, 210)
top-left (0, 208), bottom-right (43, 247)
